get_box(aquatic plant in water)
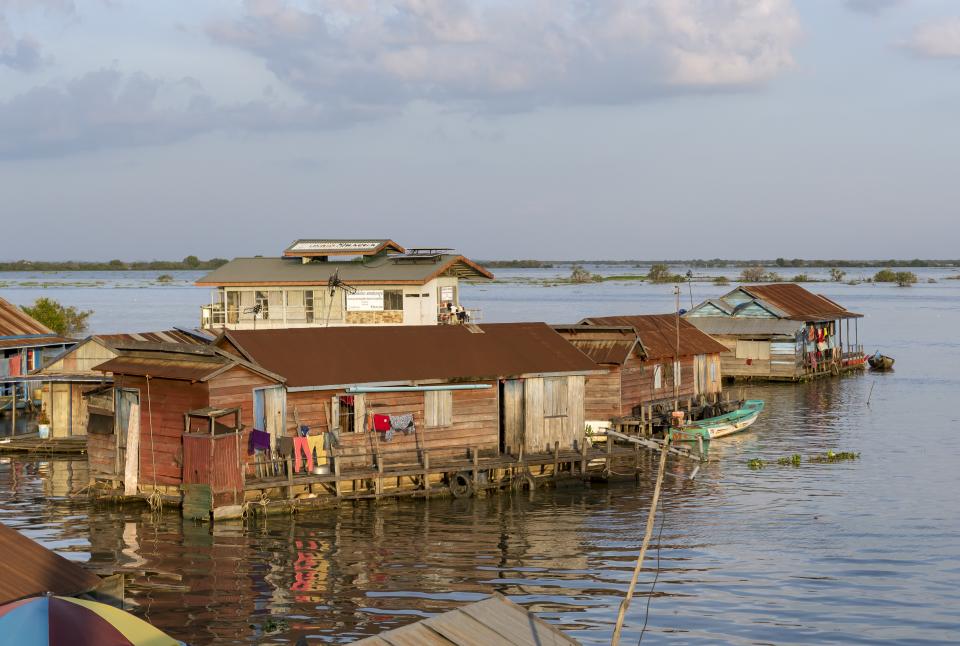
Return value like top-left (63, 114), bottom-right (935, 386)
top-left (747, 458), bottom-right (765, 470)
top-left (777, 454), bottom-right (802, 466)
top-left (808, 450), bottom-right (860, 463)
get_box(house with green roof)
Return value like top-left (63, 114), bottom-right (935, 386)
top-left (196, 239), bottom-right (493, 330)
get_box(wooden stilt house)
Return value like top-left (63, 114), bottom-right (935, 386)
top-left (684, 283), bottom-right (866, 381)
top-left (89, 343), bottom-right (284, 498)
top-left (566, 314), bottom-right (727, 426)
top-left (215, 323), bottom-right (601, 469)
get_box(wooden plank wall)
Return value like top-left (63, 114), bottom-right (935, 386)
top-left (125, 376), bottom-right (210, 487)
top-left (88, 432), bottom-right (116, 478)
top-left (523, 376), bottom-right (585, 453)
top-left (621, 354), bottom-right (699, 415)
top-left (583, 368), bottom-right (621, 421)
top-left (714, 336), bottom-right (798, 379)
top-left (208, 365), bottom-right (280, 465)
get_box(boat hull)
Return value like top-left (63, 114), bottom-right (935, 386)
top-left (670, 400), bottom-right (765, 442)
top-left (868, 354), bottom-right (894, 371)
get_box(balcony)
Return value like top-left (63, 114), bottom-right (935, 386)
top-left (437, 306), bottom-right (482, 325)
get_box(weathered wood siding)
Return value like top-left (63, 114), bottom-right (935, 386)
top-left (37, 340), bottom-right (117, 375)
top-left (621, 354), bottom-right (701, 413)
top-left (583, 367), bottom-right (621, 422)
top-left (523, 376), bottom-right (585, 453)
top-left (119, 375), bottom-right (209, 487)
top-left (714, 335), bottom-right (799, 380)
top-left (208, 366), bottom-right (277, 430)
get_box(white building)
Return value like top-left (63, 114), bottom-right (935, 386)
top-left (197, 239), bottom-right (493, 330)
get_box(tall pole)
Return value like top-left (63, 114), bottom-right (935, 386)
top-left (674, 285), bottom-right (681, 411)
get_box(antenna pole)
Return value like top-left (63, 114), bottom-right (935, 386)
top-left (674, 285), bottom-right (680, 411)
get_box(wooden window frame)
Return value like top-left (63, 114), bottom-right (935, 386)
top-left (543, 376), bottom-right (568, 418)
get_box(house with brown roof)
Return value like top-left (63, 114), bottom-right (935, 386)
top-left (215, 323), bottom-right (602, 467)
top-left (0, 296), bottom-right (74, 411)
top-left (89, 342), bottom-right (284, 497)
top-left (560, 314), bottom-right (727, 427)
top-left (195, 239), bottom-right (493, 331)
top-left (22, 329), bottom-right (213, 438)
top-left (684, 283), bottom-right (866, 381)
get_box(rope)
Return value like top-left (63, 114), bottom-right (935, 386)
top-left (638, 488), bottom-right (666, 643)
top-left (146, 489), bottom-right (163, 514)
top-left (146, 376), bottom-right (157, 499)
top-left (611, 433), bottom-right (671, 646)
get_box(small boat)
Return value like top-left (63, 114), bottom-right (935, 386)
top-left (868, 352), bottom-right (894, 371)
top-left (669, 400), bottom-right (765, 442)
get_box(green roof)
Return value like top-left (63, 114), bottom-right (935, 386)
top-left (196, 254), bottom-right (492, 286)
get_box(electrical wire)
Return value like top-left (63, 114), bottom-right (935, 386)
top-left (638, 493), bottom-right (666, 643)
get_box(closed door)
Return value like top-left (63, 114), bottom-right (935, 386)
top-left (500, 379), bottom-right (525, 455)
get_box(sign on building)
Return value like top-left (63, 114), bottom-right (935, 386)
top-left (347, 290), bottom-right (385, 312)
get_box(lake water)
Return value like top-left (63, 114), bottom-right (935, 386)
top-left (1, 269), bottom-right (959, 644)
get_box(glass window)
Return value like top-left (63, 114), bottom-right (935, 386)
top-left (384, 290), bottom-right (404, 311)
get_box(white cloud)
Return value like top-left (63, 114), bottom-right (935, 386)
top-left (208, 0), bottom-right (803, 111)
top-left (903, 17), bottom-right (960, 59)
top-left (0, 0), bottom-right (75, 71)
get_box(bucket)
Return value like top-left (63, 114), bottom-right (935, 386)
top-left (38, 424), bottom-right (50, 439)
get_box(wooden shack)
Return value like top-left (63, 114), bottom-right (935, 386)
top-left (569, 314), bottom-right (727, 423)
top-left (216, 323), bottom-right (601, 468)
top-left (685, 283), bottom-right (866, 381)
top-left (89, 343), bottom-right (284, 497)
top-left (22, 329), bottom-right (212, 438)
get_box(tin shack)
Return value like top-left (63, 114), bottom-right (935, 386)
top-left (569, 314), bottom-right (727, 425)
top-left (216, 323), bottom-right (601, 466)
top-left (89, 343), bottom-right (284, 498)
top-left (684, 283), bottom-right (865, 381)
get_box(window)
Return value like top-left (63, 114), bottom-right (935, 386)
top-left (425, 390), bottom-right (453, 427)
top-left (255, 291), bottom-right (269, 319)
top-left (305, 290), bottom-right (315, 323)
top-left (384, 290), bottom-right (404, 311)
top-left (544, 377), bottom-right (568, 417)
top-left (674, 360), bottom-right (681, 387)
top-left (653, 364), bottom-right (662, 389)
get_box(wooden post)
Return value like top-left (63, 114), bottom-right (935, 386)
top-left (285, 455), bottom-right (294, 500)
top-left (10, 382), bottom-right (16, 434)
top-left (606, 429), bottom-right (613, 472)
top-left (422, 450), bottom-right (430, 491)
top-left (472, 446), bottom-right (479, 488)
top-left (580, 437), bottom-right (587, 475)
top-left (553, 441), bottom-right (559, 478)
top-left (376, 458), bottom-right (384, 496)
top-left (333, 448), bottom-right (341, 498)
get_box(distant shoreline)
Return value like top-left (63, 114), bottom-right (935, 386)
top-left (0, 258), bottom-right (227, 271)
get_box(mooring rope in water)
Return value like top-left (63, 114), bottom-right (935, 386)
top-left (610, 433), bottom-right (671, 646)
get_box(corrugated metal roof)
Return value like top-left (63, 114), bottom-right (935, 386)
top-left (95, 329), bottom-right (210, 348)
top-left (740, 284), bottom-right (862, 320)
top-left (94, 344), bottom-right (284, 383)
top-left (196, 254), bottom-right (492, 286)
top-left (552, 326), bottom-right (643, 365)
top-left (221, 323), bottom-right (600, 388)
top-left (0, 522), bottom-right (102, 604)
top-left (283, 239), bottom-right (405, 257)
top-left (0, 297), bottom-right (54, 337)
top-left (578, 314), bottom-right (728, 360)
top-left (0, 336), bottom-right (72, 350)
top-left (686, 317), bottom-right (804, 337)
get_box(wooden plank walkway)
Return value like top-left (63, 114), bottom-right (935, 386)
top-left (352, 593), bottom-right (579, 646)
top-left (0, 432), bottom-right (87, 456)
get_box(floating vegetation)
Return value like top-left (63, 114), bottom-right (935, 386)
top-left (809, 450), bottom-right (860, 463)
top-left (156, 274), bottom-right (174, 283)
top-left (777, 454), bottom-right (802, 466)
top-left (747, 458), bottom-right (765, 470)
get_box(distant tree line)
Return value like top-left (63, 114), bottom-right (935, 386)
top-left (479, 258), bottom-right (960, 268)
top-left (0, 256), bottom-right (229, 271)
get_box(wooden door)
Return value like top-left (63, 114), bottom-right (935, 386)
top-left (115, 389), bottom-right (139, 476)
top-left (500, 379), bottom-right (525, 455)
top-left (254, 386), bottom-right (286, 447)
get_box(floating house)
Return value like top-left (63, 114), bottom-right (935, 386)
top-left (0, 296), bottom-right (74, 411)
top-left (684, 283), bottom-right (865, 381)
top-left (196, 239), bottom-right (493, 330)
top-left (216, 323), bottom-right (601, 466)
top-left (18, 329), bottom-right (212, 439)
top-left (89, 343), bottom-right (284, 499)
top-left (561, 314), bottom-right (727, 428)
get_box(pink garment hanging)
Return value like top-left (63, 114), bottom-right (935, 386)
top-left (293, 437), bottom-right (314, 473)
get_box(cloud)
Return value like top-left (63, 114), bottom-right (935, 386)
top-left (903, 18), bottom-right (960, 59)
top-left (208, 0), bottom-right (803, 112)
top-left (844, 0), bottom-right (904, 14)
top-left (0, 67), bottom-right (347, 159)
top-left (0, 16), bottom-right (41, 71)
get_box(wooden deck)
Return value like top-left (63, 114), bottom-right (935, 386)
top-left (352, 593), bottom-right (579, 646)
top-left (0, 432), bottom-right (86, 456)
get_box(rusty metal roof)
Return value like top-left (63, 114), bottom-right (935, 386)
top-left (0, 296), bottom-right (55, 337)
top-left (578, 314), bottom-right (728, 360)
top-left (0, 335), bottom-right (73, 350)
top-left (220, 323), bottom-right (600, 388)
top-left (552, 326), bottom-right (644, 365)
top-left (94, 329), bottom-right (211, 348)
top-left (0, 522), bottom-right (102, 604)
top-left (740, 284), bottom-right (862, 320)
top-left (94, 344), bottom-right (284, 383)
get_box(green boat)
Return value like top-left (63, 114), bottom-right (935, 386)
top-left (669, 400), bottom-right (765, 442)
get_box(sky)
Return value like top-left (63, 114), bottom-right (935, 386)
top-left (1, 0), bottom-right (959, 261)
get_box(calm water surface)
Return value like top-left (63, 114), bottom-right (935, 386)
top-left (1, 271), bottom-right (959, 644)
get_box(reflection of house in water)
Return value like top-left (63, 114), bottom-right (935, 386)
top-left (40, 458), bottom-right (90, 497)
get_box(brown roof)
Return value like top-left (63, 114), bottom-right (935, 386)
top-left (578, 314), bottom-right (728, 360)
top-left (740, 284), bottom-right (862, 320)
top-left (552, 326), bottom-right (644, 365)
top-left (94, 343), bottom-right (284, 383)
top-left (220, 323), bottom-right (600, 388)
top-left (0, 296), bottom-right (56, 339)
top-left (0, 335), bottom-right (73, 351)
top-left (0, 522), bottom-right (102, 604)
top-left (94, 329), bottom-right (211, 348)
